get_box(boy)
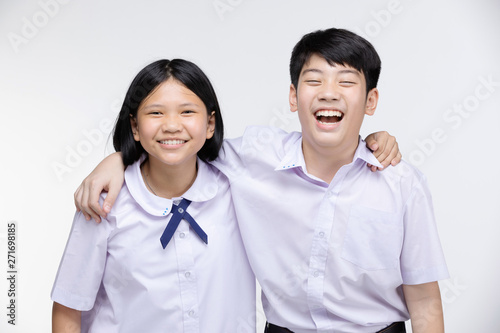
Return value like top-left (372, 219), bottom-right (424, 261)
top-left (73, 29), bottom-right (447, 332)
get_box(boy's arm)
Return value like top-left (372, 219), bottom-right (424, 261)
top-left (403, 282), bottom-right (445, 333)
top-left (52, 302), bottom-right (81, 333)
top-left (74, 152), bottom-right (125, 223)
top-left (74, 132), bottom-right (401, 220)
top-left (364, 131), bottom-right (402, 171)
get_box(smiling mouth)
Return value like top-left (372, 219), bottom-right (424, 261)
top-left (315, 110), bottom-right (343, 124)
top-left (158, 140), bottom-right (186, 145)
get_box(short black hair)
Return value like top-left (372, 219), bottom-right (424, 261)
top-left (290, 28), bottom-right (381, 94)
top-left (113, 59), bottom-right (224, 166)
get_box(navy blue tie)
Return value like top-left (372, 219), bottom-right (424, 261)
top-left (160, 198), bottom-right (208, 249)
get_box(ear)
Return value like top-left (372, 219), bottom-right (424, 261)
top-left (365, 88), bottom-right (379, 116)
top-left (130, 114), bottom-right (140, 141)
top-left (289, 84), bottom-right (298, 112)
top-left (206, 111), bottom-right (216, 139)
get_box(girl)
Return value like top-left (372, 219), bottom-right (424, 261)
top-left (51, 59), bottom-right (255, 332)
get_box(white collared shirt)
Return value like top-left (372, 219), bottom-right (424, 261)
top-left (51, 158), bottom-right (256, 333)
top-left (213, 126), bottom-right (449, 333)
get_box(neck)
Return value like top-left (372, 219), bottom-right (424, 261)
top-left (142, 157), bottom-right (198, 199)
top-left (302, 140), bottom-right (359, 184)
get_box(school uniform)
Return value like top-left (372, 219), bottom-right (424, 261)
top-left (51, 157), bottom-right (255, 333)
top-left (212, 126), bottom-right (449, 333)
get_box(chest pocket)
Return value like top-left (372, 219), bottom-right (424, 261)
top-left (341, 205), bottom-right (402, 271)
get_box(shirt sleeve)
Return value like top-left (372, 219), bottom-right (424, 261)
top-left (400, 175), bottom-right (449, 285)
top-left (211, 126), bottom-right (291, 182)
top-left (210, 136), bottom-right (246, 181)
top-left (51, 211), bottom-right (111, 311)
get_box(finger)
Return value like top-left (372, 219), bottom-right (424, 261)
top-left (365, 131), bottom-right (390, 154)
top-left (102, 180), bottom-right (121, 214)
top-left (80, 180), bottom-right (101, 223)
top-left (381, 140), bottom-right (400, 168)
top-left (74, 184), bottom-right (82, 212)
top-left (375, 136), bottom-right (395, 165)
top-left (365, 137), bottom-right (379, 153)
top-left (372, 134), bottom-right (389, 159)
top-left (392, 151), bottom-right (403, 166)
top-left (88, 180), bottom-right (107, 222)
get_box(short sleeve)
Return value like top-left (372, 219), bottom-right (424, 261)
top-left (51, 211), bottom-right (111, 311)
top-left (211, 126), bottom-right (292, 182)
top-left (400, 176), bottom-right (449, 285)
top-left (210, 136), bottom-right (246, 182)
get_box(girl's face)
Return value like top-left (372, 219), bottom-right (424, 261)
top-left (131, 78), bottom-right (215, 170)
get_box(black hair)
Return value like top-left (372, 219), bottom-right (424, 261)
top-left (289, 28), bottom-right (381, 94)
top-left (113, 59), bottom-right (224, 166)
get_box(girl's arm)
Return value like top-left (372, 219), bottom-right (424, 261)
top-left (74, 132), bottom-right (402, 221)
top-left (364, 131), bottom-right (401, 171)
top-left (403, 282), bottom-right (445, 333)
top-left (52, 302), bottom-right (81, 333)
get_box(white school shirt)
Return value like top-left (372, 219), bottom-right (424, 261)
top-left (51, 157), bottom-right (256, 333)
top-left (212, 126), bottom-right (449, 333)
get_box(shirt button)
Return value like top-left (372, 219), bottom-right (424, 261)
top-left (179, 232), bottom-right (186, 239)
top-left (178, 207), bottom-right (184, 214)
top-left (185, 271), bottom-right (191, 278)
top-left (313, 271), bottom-right (320, 277)
top-left (319, 231), bottom-right (325, 238)
top-left (188, 310), bottom-right (195, 317)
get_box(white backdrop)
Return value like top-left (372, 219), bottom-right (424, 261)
top-left (1, 0), bottom-right (499, 332)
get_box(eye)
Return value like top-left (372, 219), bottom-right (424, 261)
top-left (305, 80), bottom-right (321, 85)
top-left (182, 110), bottom-right (196, 115)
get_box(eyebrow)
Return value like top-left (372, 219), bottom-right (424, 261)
top-left (141, 103), bottom-right (163, 110)
top-left (337, 69), bottom-right (361, 75)
top-left (141, 102), bottom-right (201, 110)
top-left (179, 102), bottom-right (202, 108)
top-left (301, 68), bottom-right (323, 75)
top-left (301, 68), bottom-right (361, 76)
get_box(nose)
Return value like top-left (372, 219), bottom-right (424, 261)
top-left (318, 81), bottom-right (340, 102)
top-left (161, 114), bottom-right (182, 132)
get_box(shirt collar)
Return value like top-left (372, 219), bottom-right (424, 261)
top-left (354, 136), bottom-right (384, 168)
top-left (274, 134), bottom-right (306, 172)
top-left (274, 135), bottom-right (383, 172)
top-left (125, 155), bottom-right (219, 217)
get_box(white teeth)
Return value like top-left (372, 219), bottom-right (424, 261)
top-left (159, 140), bottom-right (185, 145)
top-left (315, 110), bottom-right (343, 117)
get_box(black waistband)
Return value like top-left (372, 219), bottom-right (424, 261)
top-left (265, 321), bottom-right (406, 333)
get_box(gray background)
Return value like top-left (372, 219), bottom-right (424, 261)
top-left (1, 0), bottom-right (499, 331)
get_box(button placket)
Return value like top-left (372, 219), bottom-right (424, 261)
top-left (173, 222), bottom-right (200, 332)
top-left (306, 165), bottom-right (351, 328)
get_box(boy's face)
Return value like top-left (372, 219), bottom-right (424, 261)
top-left (289, 54), bottom-right (378, 158)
